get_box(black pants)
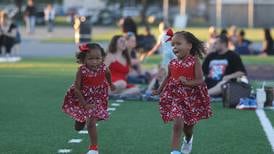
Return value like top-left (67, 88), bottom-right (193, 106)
top-left (0, 35), bottom-right (15, 55)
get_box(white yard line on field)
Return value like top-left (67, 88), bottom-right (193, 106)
top-left (116, 99), bottom-right (124, 103)
top-left (256, 109), bottom-right (274, 152)
top-left (68, 139), bottom-right (82, 143)
top-left (59, 101), bottom-right (121, 153)
top-left (107, 107), bottom-right (116, 111)
top-left (57, 149), bottom-right (72, 153)
top-left (78, 130), bottom-right (88, 134)
top-left (111, 103), bottom-right (121, 107)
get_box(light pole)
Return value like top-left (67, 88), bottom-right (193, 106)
top-left (248, 0), bottom-right (254, 28)
top-left (174, 0), bottom-right (188, 28)
top-left (163, 0), bottom-right (169, 23)
top-left (216, 0), bottom-right (222, 28)
top-left (180, 0), bottom-right (186, 16)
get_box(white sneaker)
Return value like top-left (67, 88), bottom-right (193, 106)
top-left (86, 150), bottom-right (99, 154)
top-left (181, 136), bottom-right (193, 154)
top-left (170, 150), bottom-right (181, 154)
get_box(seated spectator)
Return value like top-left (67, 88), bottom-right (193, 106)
top-left (140, 21), bottom-right (176, 71)
top-left (235, 29), bottom-right (252, 55)
top-left (0, 11), bottom-right (17, 57)
top-left (138, 25), bottom-right (156, 53)
top-left (139, 23), bottom-right (176, 99)
top-left (125, 32), bottom-right (151, 84)
top-left (120, 16), bottom-right (137, 36)
top-left (205, 26), bottom-right (218, 54)
top-left (261, 28), bottom-right (274, 56)
top-left (220, 28), bottom-right (228, 36)
top-left (202, 35), bottom-right (247, 96)
top-left (143, 65), bottom-right (166, 101)
top-left (104, 35), bottom-right (140, 96)
top-left (228, 25), bottom-right (238, 50)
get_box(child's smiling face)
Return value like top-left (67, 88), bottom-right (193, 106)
top-left (171, 34), bottom-right (192, 59)
top-left (84, 49), bottom-right (102, 69)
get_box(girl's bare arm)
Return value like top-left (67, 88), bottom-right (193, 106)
top-left (153, 67), bottom-right (170, 95)
top-left (74, 68), bottom-right (87, 106)
top-left (105, 67), bottom-right (115, 91)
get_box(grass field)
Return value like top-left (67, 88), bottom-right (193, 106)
top-left (42, 26), bottom-right (274, 44)
top-left (0, 57), bottom-right (274, 154)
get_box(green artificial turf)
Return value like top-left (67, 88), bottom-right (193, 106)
top-left (0, 58), bottom-right (274, 154)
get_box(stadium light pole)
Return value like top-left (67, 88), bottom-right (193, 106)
top-left (216, 0), bottom-right (222, 28)
top-left (179, 0), bottom-right (186, 16)
top-left (163, 0), bottom-right (169, 23)
top-left (248, 0), bottom-right (254, 28)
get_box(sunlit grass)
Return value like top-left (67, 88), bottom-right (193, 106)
top-left (42, 26), bottom-right (272, 43)
top-left (0, 57), bottom-right (274, 153)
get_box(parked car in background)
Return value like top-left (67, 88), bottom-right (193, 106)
top-left (53, 4), bottom-right (65, 16)
top-left (146, 6), bottom-right (179, 24)
top-left (146, 6), bottom-right (163, 24)
top-left (122, 6), bottom-right (141, 17)
top-left (97, 7), bottom-right (121, 25)
top-left (64, 4), bottom-right (121, 26)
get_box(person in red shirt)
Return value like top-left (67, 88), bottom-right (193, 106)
top-left (104, 35), bottom-right (140, 96)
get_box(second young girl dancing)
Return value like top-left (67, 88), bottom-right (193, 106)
top-left (153, 31), bottom-right (212, 154)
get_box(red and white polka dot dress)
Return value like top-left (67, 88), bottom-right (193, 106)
top-left (62, 64), bottom-right (109, 122)
top-left (159, 56), bottom-right (212, 125)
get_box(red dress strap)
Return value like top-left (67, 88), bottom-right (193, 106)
top-left (169, 56), bottom-right (195, 80)
top-left (81, 64), bottom-right (106, 86)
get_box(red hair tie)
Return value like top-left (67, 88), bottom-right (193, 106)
top-left (79, 43), bottom-right (89, 52)
top-left (165, 28), bottom-right (174, 42)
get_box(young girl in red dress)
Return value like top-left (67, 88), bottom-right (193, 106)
top-left (62, 43), bottom-right (115, 154)
top-left (153, 31), bottom-right (212, 154)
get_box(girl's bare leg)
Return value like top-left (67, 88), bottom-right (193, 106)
top-left (87, 118), bottom-right (98, 146)
top-left (171, 118), bottom-right (184, 150)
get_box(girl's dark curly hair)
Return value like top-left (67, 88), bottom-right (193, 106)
top-left (174, 31), bottom-right (206, 59)
top-left (76, 43), bottom-right (105, 64)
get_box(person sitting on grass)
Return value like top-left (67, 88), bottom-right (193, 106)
top-left (260, 28), bottom-right (274, 56)
top-left (125, 32), bottom-right (151, 84)
top-left (202, 34), bottom-right (247, 97)
top-left (235, 29), bottom-right (252, 55)
top-left (140, 21), bottom-right (176, 69)
top-left (140, 22), bottom-right (176, 100)
top-left (104, 35), bottom-right (140, 98)
top-left (62, 43), bottom-right (115, 154)
top-left (0, 11), bottom-right (17, 58)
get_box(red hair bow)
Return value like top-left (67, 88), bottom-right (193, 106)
top-left (79, 43), bottom-right (89, 52)
top-left (165, 28), bottom-right (174, 42)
